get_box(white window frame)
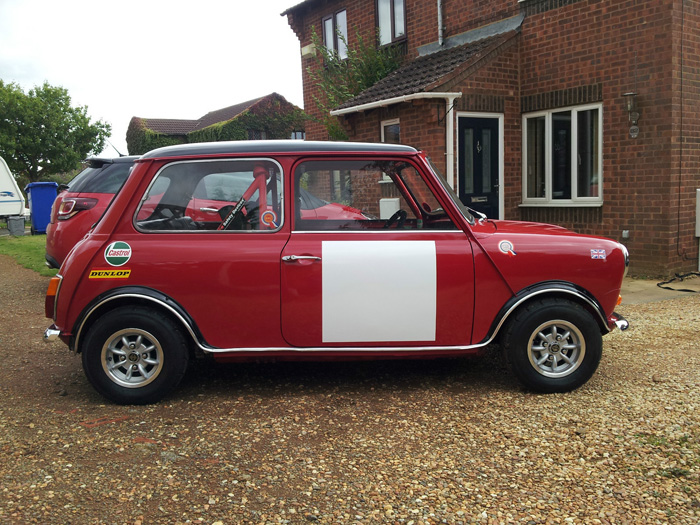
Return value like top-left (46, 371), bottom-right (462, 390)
top-left (521, 103), bottom-right (603, 207)
top-left (381, 118), bottom-right (400, 143)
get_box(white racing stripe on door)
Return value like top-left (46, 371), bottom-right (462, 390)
top-left (322, 240), bottom-right (437, 343)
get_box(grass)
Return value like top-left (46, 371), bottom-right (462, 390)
top-left (0, 233), bottom-right (58, 277)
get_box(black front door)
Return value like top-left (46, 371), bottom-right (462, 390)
top-left (458, 117), bottom-right (500, 219)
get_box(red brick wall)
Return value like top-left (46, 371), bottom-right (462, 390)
top-left (519, 0), bottom-right (700, 276)
top-left (286, 0), bottom-right (700, 276)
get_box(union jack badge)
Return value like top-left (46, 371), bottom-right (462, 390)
top-left (591, 249), bottom-right (607, 260)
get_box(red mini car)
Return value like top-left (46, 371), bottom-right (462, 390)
top-left (44, 141), bottom-right (629, 404)
top-left (45, 157), bottom-right (138, 269)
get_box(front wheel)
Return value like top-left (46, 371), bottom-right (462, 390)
top-left (502, 298), bottom-right (603, 393)
top-left (81, 306), bottom-right (190, 404)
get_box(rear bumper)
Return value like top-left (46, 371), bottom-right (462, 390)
top-left (44, 325), bottom-right (61, 342)
top-left (611, 311), bottom-right (629, 331)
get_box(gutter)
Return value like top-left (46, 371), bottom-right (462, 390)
top-left (330, 92), bottom-right (462, 188)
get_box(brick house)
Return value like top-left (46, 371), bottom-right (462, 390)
top-left (283, 0), bottom-right (700, 276)
top-left (126, 93), bottom-right (306, 155)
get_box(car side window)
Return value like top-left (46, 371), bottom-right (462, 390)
top-left (293, 159), bottom-right (457, 231)
top-left (135, 159), bottom-right (283, 232)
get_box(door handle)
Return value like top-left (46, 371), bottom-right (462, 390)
top-left (282, 255), bottom-right (322, 262)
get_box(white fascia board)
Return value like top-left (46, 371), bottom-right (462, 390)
top-left (330, 92), bottom-right (462, 116)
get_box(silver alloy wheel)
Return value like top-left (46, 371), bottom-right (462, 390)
top-left (527, 319), bottom-right (585, 378)
top-left (101, 328), bottom-right (164, 388)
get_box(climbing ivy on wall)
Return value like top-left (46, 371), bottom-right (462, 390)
top-left (188, 96), bottom-right (307, 144)
top-left (126, 94), bottom-right (307, 155)
top-left (126, 119), bottom-right (185, 155)
top-left (307, 29), bottom-right (403, 140)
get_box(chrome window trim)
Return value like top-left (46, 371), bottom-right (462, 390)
top-left (133, 157), bottom-right (285, 234)
top-left (290, 229), bottom-right (462, 234)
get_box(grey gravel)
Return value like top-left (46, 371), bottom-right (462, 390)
top-left (0, 254), bottom-right (698, 524)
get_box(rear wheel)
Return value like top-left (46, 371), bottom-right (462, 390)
top-left (81, 306), bottom-right (189, 404)
top-left (502, 298), bottom-right (602, 393)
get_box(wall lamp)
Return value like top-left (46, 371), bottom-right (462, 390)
top-left (623, 92), bottom-right (640, 138)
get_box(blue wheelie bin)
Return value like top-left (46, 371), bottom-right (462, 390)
top-left (24, 182), bottom-right (58, 234)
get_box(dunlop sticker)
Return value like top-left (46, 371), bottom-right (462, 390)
top-left (89, 268), bottom-right (132, 279)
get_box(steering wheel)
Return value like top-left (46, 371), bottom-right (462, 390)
top-left (383, 209), bottom-right (407, 229)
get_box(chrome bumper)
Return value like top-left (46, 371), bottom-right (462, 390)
top-left (44, 326), bottom-right (61, 342)
top-left (611, 311), bottom-right (629, 331)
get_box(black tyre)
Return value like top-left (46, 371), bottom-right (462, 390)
top-left (502, 298), bottom-right (602, 393)
top-left (81, 306), bottom-right (190, 404)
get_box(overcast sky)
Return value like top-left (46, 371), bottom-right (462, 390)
top-left (0, 0), bottom-right (304, 157)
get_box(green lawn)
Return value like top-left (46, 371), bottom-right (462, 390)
top-left (0, 233), bottom-right (58, 277)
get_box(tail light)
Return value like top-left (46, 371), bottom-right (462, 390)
top-left (57, 198), bottom-right (98, 220)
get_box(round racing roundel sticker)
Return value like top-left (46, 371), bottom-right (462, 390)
top-left (104, 241), bottom-right (132, 266)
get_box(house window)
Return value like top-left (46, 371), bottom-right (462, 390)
top-left (522, 104), bottom-right (602, 206)
top-left (248, 130), bottom-right (267, 140)
top-left (377, 0), bottom-right (406, 46)
top-left (290, 130), bottom-right (305, 140)
top-left (323, 10), bottom-right (348, 59)
top-left (381, 118), bottom-right (400, 144)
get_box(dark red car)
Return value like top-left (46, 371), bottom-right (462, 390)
top-left (45, 157), bottom-right (138, 269)
top-left (44, 141), bottom-right (629, 404)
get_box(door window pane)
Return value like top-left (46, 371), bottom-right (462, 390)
top-left (481, 129), bottom-right (492, 194)
top-left (294, 160), bottom-right (456, 230)
top-left (463, 129), bottom-right (474, 194)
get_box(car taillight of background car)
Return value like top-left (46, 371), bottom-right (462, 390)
top-left (56, 197), bottom-right (99, 220)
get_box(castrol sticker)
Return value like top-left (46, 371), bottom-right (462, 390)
top-left (104, 241), bottom-right (132, 266)
top-left (89, 268), bottom-right (131, 279)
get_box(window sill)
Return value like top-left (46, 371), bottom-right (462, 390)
top-left (519, 201), bottom-right (603, 208)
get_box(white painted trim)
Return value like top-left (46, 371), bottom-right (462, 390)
top-left (329, 92), bottom-right (462, 116)
top-left (456, 112), bottom-right (505, 220)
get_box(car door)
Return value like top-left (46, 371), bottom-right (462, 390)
top-left (281, 157), bottom-right (475, 349)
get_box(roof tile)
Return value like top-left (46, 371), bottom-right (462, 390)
top-left (335, 32), bottom-right (516, 111)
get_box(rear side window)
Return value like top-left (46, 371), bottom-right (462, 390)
top-left (69, 162), bottom-right (133, 194)
top-left (135, 159), bottom-right (283, 232)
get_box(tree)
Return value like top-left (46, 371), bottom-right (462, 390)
top-left (0, 80), bottom-right (111, 182)
top-left (307, 29), bottom-right (402, 140)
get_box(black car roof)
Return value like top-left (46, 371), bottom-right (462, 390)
top-left (140, 140), bottom-right (418, 160)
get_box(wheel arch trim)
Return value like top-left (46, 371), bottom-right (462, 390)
top-left (73, 287), bottom-right (209, 354)
top-left (482, 282), bottom-right (610, 345)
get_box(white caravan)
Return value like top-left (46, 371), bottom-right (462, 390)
top-left (0, 156), bottom-right (26, 219)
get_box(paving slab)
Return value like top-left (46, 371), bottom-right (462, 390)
top-left (621, 275), bottom-right (700, 304)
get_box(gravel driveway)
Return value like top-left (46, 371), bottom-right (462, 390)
top-left (0, 253), bottom-right (698, 524)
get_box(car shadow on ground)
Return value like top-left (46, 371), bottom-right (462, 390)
top-left (176, 349), bottom-right (517, 403)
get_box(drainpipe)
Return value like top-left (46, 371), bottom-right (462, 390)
top-left (444, 94), bottom-right (458, 189)
top-left (437, 0), bottom-right (444, 46)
